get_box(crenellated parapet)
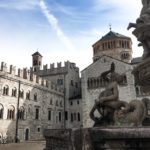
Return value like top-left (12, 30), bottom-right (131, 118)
top-left (37, 61), bottom-right (79, 76)
top-left (0, 62), bottom-right (64, 94)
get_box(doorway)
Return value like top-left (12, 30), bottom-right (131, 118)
top-left (25, 128), bottom-right (29, 141)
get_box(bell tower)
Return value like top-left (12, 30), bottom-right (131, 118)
top-left (92, 30), bottom-right (132, 63)
top-left (32, 51), bottom-right (42, 72)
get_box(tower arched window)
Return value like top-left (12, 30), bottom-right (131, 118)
top-left (7, 105), bottom-right (15, 119)
top-left (3, 85), bottom-right (9, 95)
top-left (33, 60), bottom-right (38, 66)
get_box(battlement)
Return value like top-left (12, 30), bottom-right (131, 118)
top-left (0, 62), bottom-right (64, 94)
top-left (38, 61), bottom-right (79, 76)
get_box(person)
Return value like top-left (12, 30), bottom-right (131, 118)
top-left (89, 63), bottom-right (127, 126)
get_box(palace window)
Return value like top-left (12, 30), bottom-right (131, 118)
top-left (3, 85), bottom-right (9, 95)
top-left (26, 91), bottom-right (30, 100)
top-left (7, 105), bottom-right (15, 120)
top-left (57, 79), bottom-right (63, 85)
top-left (34, 93), bottom-right (37, 101)
top-left (12, 87), bottom-right (17, 97)
top-left (19, 89), bottom-right (24, 99)
top-left (18, 106), bottom-right (25, 120)
top-left (50, 98), bottom-right (53, 105)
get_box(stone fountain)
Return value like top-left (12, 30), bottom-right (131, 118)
top-left (43, 1), bottom-right (150, 149)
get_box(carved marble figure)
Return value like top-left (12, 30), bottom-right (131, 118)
top-left (89, 63), bottom-right (127, 126)
top-left (127, 0), bottom-right (150, 59)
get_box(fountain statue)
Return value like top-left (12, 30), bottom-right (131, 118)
top-left (128, 0), bottom-right (150, 85)
top-left (89, 63), bottom-right (148, 127)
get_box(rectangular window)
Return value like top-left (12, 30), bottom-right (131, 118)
top-left (71, 80), bottom-right (74, 86)
top-left (75, 82), bottom-right (78, 88)
top-left (71, 113), bottom-right (73, 122)
top-left (35, 108), bottom-right (39, 120)
top-left (48, 110), bottom-right (51, 121)
top-left (78, 113), bottom-right (80, 121)
top-left (65, 111), bottom-right (68, 120)
top-left (59, 112), bottom-right (61, 122)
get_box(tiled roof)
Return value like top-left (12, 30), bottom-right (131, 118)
top-left (100, 31), bottom-right (130, 41)
top-left (32, 51), bottom-right (42, 57)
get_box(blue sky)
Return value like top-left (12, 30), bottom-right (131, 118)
top-left (0, 0), bottom-right (143, 70)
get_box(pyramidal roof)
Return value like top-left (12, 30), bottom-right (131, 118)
top-left (32, 51), bottom-right (42, 57)
top-left (100, 31), bottom-right (130, 41)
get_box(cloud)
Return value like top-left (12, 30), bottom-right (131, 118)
top-left (93, 0), bottom-right (142, 14)
top-left (0, 0), bottom-right (38, 10)
top-left (39, 0), bottom-right (76, 51)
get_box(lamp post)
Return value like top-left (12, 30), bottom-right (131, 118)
top-left (15, 80), bottom-right (21, 143)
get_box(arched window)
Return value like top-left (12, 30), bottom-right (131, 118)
top-left (26, 91), bottom-right (30, 100)
top-left (7, 105), bottom-right (15, 119)
top-left (0, 104), bottom-right (4, 119)
top-left (28, 104), bottom-right (32, 115)
top-left (12, 87), bottom-right (17, 97)
top-left (34, 93), bottom-right (37, 101)
top-left (19, 89), bottom-right (24, 99)
top-left (3, 85), bottom-right (9, 95)
top-left (18, 106), bottom-right (25, 120)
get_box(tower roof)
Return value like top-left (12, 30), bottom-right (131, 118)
top-left (93, 31), bottom-right (131, 46)
top-left (100, 31), bottom-right (130, 41)
top-left (32, 51), bottom-right (42, 57)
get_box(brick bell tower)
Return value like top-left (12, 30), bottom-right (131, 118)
top-left (32, 51), bottom-right (42, 72)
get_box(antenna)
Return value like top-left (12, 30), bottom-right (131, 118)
top-left (109, 24), bottom-right (112, 31)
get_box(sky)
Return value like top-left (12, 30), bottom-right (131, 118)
top-left (0, 0), bottom-right (143, 71)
